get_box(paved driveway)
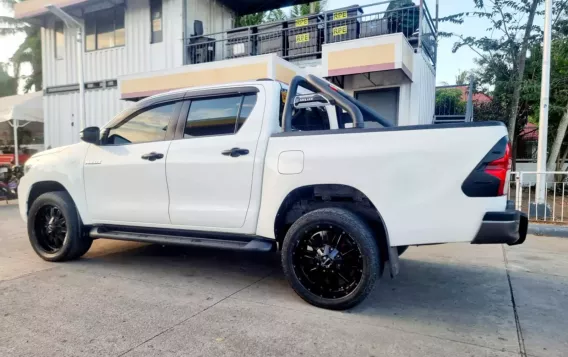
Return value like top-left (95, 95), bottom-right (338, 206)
top-left (1, 202), bottom-right (567, 357)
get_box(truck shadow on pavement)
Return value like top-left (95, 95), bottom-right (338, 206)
top-left (75, 242), bottom-right (516, 318)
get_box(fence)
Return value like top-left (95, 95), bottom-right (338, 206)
top-left (185, 1), bottom-right (437, 67)
top-left (509, 171), bottom-right (568, 223)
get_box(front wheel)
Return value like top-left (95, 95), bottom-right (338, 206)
top-left (28, 191), bottom-right (92, 262)
top-left (281, 207), bottom-right (382, 310)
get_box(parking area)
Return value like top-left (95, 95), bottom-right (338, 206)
top-left (1, 202), bottom-right (567, 357)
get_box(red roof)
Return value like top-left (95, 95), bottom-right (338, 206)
top-left (456, 86), bottom-right (492, 103)
top-left (520, 123), bottom-right (539, 140)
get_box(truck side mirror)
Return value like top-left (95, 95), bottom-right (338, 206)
top-left (194, 20), bottom-right (204, 36)
top-left (80, 126), bottom-right (101, 145)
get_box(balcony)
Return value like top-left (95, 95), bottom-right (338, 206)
top-left (184, 1), bottom-right (437, 69)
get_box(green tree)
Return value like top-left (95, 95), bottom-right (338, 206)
top-left (455, 69), bottom-right (469, 86)
top-left (291, 1), bottom-right (327, 17)
top-left (266, 9), bottom-right (287, 22)
top-left (11, 26), bottom-right (42, 92)
top-left (435, 88), bottom-right (466, 116)
top-left (236, 12), bottom-right (266, 27)
top-left (523, 38), bottom-right (568, 172)
top-left (440, 0), bottom-right (544, 153)
top-left (0, 62), bottom-right (17, 97)
top-left (0, 0), bottom-right (42, 91)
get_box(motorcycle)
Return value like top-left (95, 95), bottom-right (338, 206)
top-left (0, 164), bottom-right (21, 202)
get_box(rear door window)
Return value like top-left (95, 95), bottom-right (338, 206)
top-left (184, 94), bottom-right (257, 137)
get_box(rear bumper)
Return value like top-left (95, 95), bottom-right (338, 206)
top-left (471, 211), bottom-right (528, 246)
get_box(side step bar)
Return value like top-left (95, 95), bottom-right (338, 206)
top-left (89, 227), bottom-right (275, 252)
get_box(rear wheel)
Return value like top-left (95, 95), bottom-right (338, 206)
top-left (28, 191), bottom-right (92, 262)
top-left (282, 207), bottom-right (381, 310)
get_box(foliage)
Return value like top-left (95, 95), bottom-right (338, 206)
top-left (266, 9), bottom-right (287, 22)
top-left (0, 0), bottom-right (42, 91)
top-left (435, 88), bottom-right (466, 116)
top-left (236, 12), bottom-right (266, 27)
top-left (11, 26), bottom-right (42, 92)
top-left (455, 70), bottom-right (469, 86)
top-left (291, 1), bottom-right (327, 18)
top-left (385, 0), bottom-right (420, 37)
top-left (236, 7), bottom-right (288, 26)
top-left (522, 36), bottom-right (568, 169)
top-left (440, 0), bottom-right (549, 163)
top-left (0, 62), bottom-right (17, 97)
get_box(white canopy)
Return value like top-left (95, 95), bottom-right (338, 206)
top-left (0, 92), bottom-right (44, 165)
top-left (0, 91), bottom-right (43, 124)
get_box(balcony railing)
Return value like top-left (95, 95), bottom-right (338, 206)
top-left (184, 1), bottom-right (438, 68)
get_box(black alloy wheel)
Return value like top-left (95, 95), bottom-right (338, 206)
top-left (34, 205), bottom-right (67, 253)
top-left (292, 226), bottom-right (363, 299)
top-left (282, 207), bottom-right (381, 310)
top-left (28, 191), bottom-right (93, 262)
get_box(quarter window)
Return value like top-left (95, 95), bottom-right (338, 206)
top-left (106, 102), bottom-right (177, 145)
top-left (55, 21), bottom-right (64, 59)
top-left (85, 6), bottom-right (125, 51)
top-left (184, 94), bottom-right (257, 137)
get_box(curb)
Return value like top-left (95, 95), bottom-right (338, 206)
top-left (528, 224), bottom-right (568, 238)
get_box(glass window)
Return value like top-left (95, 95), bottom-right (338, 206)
top-left (106, 102), bottom-right (177, 145)
top-left (184, 94), bottom-right (256, 137)
top-left (55, 21), bottom-right (64, 59)
top-left (96, 8), bottom-right (115, 49)
top-left (150, 0), bottom-right (163, 43)
top-left (291, 107), bottom-right (330, 131)
top-left (237, 94), bottom-right (257, 131)
top-left (84, 6), bottom-right (126, 51)
top-left (115, 6), bottom-right (125, 46)
top-left (85, 14), bottom-right (96, 51)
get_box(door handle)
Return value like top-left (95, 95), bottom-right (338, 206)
top-left (141, 152), bottom-right (164, 161)
top-left (222, 148), bottom-right (249, 158)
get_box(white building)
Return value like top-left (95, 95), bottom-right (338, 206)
top-left (15, 0), bottom-right (437, 148)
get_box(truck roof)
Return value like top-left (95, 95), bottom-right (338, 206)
top-left (139, 79), bottom-right (282, 104)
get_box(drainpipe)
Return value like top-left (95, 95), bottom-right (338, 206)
top-left (45, 5), bottom-right (86, 132)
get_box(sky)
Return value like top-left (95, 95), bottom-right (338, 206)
top-left (0, 1), bottom-right (544, 87)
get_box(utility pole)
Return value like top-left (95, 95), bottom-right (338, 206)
top-left (536, 0), bottom-right (553, 205)
top-left (46, 5), bottom-right (86, 132)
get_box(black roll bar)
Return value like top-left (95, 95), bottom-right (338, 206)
top-left (282, 74), bottom-right (365, 132)
top-left (334, 89), bottom-right (393, 128)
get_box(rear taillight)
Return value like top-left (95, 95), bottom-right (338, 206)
top-left (462, 137), bottom-right (511, 198)
top-left (484, 143), bottom-right (511, 196)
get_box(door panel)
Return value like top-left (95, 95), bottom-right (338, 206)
top-left (167, 92), bottom-right (264, 229)
top-left (84, 142), bottom-right (172, 224)
top-left (83, 100), bottom-right (181, 225)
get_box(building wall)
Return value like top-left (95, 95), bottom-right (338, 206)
top-left (44, 89), bottom-right (133, 148)
top-left (409, 51), bottom-right (436, 125)
top-left (186, 0), bottom-right (233, 36)
top-left (41, 0), bottom-right (231, 148)
top-left (42, 0), bottom-right (185, 87)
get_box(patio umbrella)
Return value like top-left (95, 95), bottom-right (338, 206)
top-left (0, 92), bottom-right (43, 166)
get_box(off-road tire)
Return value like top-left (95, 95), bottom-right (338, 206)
top-left (281, 207), bottom-right (381, 310)
top-left (28, 191), bottom-right (92, 262)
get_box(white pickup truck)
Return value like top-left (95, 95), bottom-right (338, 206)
top-left (19, 75), bottom-right (527, 310)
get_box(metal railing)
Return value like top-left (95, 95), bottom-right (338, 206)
top-left (509, 171), bottom-right (568, 223)
top-left (184, 1), bottom-right (437, 67)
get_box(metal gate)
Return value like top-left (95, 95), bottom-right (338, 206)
top-left (509, 171), bottom-right (568, 223)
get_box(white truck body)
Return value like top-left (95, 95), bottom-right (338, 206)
top-left (18, 75), bottom-right (527, 309)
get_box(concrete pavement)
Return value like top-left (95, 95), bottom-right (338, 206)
top-left (0, 202), bottom-right (566, 357)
